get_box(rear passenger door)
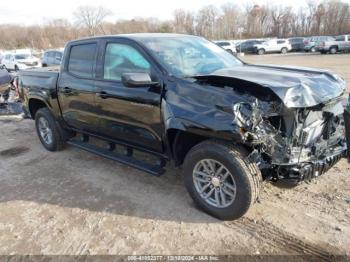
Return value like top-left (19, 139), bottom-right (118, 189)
top-left (58, 41), bottom-right (100, 133)
top-left (94, 39), bottom-right (163, 152)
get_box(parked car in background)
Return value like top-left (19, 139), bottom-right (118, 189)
top-left (236, 40), bottom-right (264, 53)
top-left (288, 37), bottom-right (305, 52)
top-left (214, 41), bottom-right (237, 55)
top-left (1, 53), bottom-right (40, 71)
top-left (304, 36), bottom-right (335, 52)
top-left (316, 35), bottom-right (350, 54)
top-left (254, 39), bottom-right (292, 55)
top-left (41, 49), bottom-right (64, 67)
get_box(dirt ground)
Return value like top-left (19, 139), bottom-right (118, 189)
top-left (0, 53), bottom-right (349, 258)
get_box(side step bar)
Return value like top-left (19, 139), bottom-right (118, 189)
top-left (67, 138), bottom-right (166, 177)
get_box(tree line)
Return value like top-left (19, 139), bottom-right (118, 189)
top-left (0, 0), bottom-right (349, 50)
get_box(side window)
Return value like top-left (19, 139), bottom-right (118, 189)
top-left (56, 52), bottom-right (62, 60)
top-left (68, 43), bottom-right (97, 78)
top-left (336, 36), bottom-right (345, 41)
top-left (103, 43), bottom-right (150, 81)
top-left (277, 40), bottom-right (285, 44)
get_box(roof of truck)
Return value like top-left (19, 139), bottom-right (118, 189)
top-left (68, 33), bottom-right (199, 44)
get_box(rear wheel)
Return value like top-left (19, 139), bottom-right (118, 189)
top-left (35, 107), bottom-right (65, 151)
top-left (183, 140), bottom-right (262, 220)
top-left (330, 46), bottom-right (338, 54)
top-left (310, 47), bottom-right (316, 53)
top-left (281, 47), bottom-right (288, 54)
top-left (258, 48), bottom-right (265, 55)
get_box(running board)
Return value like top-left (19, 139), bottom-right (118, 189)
top-left (67, 139), bottom-right (166, 176)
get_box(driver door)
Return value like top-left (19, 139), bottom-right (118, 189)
top-left (94, 40), bottom-right (163, 152)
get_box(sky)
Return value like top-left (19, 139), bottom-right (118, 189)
top-left (0, 0), bottom-right (338, 25)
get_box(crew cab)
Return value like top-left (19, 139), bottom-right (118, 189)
top-left (18, 34), bottom-right (350, 220)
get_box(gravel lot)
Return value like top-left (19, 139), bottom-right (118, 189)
top-left (0, 53), bottom-right (349, 257)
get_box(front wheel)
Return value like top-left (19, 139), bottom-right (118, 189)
top-left (281, 47), bottom-right (288, 54)
top-left (183, 140), bottom-right (262, 220)
top-left (35, 107), bottom-right (65, 151)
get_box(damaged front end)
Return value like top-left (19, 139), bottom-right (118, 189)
top-left (233, 98), bottom-right (348, 183)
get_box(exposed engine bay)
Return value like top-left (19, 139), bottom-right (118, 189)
top-left (232, 95), bottom-right (347, 183)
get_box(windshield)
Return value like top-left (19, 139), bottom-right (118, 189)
top-left (15, 54), bottom-right (31, 60)
top-left (142, 36), bottom-right (242, 77)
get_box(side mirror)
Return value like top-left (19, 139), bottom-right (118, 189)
top-left (122, 73), bottom-right (158, 88)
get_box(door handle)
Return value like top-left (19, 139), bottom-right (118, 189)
top-left (62, 87), bottom-right (72, 94)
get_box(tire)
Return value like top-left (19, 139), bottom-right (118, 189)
top-left (35, 107), bottom-right (65, 151)
top-left (258, 49), bottom-right (265, 55)
top-left (281, 47), bottom-right (288, 54)
top-left (310, 47), bottom-right (316, 53)
top-left (330, 46), bottom-right (338, 54)
top-left (183, 140), bottom-right (262, 220)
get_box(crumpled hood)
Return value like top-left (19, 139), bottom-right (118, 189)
top-left (211, 64), bottom-right (346, 108)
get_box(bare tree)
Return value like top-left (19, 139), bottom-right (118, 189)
top-left (173, 9), bottom-right (195, 34)
top-left (196, 5), bottom-right (219, 39)
top-left (0, 0), bottom-right (350, 50)
top-left (73, 6), bottom-right (112, 36)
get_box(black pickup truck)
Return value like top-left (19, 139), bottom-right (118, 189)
top-left (18, 34), bottom-right (350, 220)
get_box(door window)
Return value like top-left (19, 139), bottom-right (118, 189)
top-left (103, 43), bottom-right (150, 81)
top-left (68, 43), bottom-right (97, 78)
top-left (55, 52), bottom-right (62, 62)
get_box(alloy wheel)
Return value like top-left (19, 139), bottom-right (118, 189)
top-left (38, 117), bottom-right (53, 145)
top-left (192, 159), bottom-right (236, 208)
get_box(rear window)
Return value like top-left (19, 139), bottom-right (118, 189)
top-left (68, 43), bottom-right (97, 78)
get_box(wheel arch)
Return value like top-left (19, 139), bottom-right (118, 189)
top-left (166, 128), bottom-right (244, 167)
top-left (28, 98), bottom-right (49, 119)
top-left (330, 45), bottom-right (339, 52)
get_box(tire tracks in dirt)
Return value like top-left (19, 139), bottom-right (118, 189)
top-left (225, 218), bottom-right (337, 261)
